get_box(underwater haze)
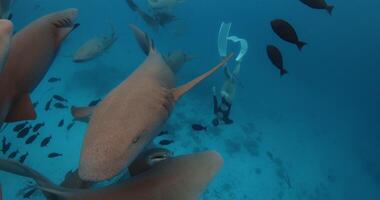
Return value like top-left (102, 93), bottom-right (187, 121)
top-left (0, 0), bottom-right (380, 199)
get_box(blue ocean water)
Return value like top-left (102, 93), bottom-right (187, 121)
top-left (1, 0), bottom-right (379, 199)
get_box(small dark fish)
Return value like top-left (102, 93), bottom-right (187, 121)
top-left (45, 98), bottom-right (53, 111)
top-left (137, 9), bottom-right (159, 30)
top-left (53, 95), bottom-right (68, 102)
top-left (67, 121), bottom-right (75, 130)
top-left (13, 122), bottom-right (28, 132)
top-left (266, 45), bottom-right (288, 76)
top-left (159, 139), bottom-right (174, 146)
top-left (48, 77), bottom-right (61, 83)
top-left (19, 152), bottom-right (29, 164)
top-left (158, 130), bottom-right (169, 136)
top-left (32, 122), bottom-right (45, 132)
top-left (1, 137), bottom-right (11, 154)
top-left (32, 101), bottom-right (39, 108)
top-left (192, 124), bottom-right (207, 131)
top-left (25, 133), bottom-right (40, 145)
top-left (23, 188), bottom-right (37, 199)
top-left (58, 119), bottom-right (64, 127)
top-left (54, 102), bottom-right (68, 109)
top-left (154, 11), bottom-right (176, 27)
top-left (299, 0), bottom-right (334, 15)
top-left (88, 98), bottom-right (101, 106)
top-left (126, 0), bottom-right (138, 11)
top-left (271, 19), bottom-right (306, 51)
top-left (17, 126), bottom-right (32, 138)
top-left (8, 150), bottom-right (19, 159)
top-left (48, 152), bottom-right (63, 158)
top-left (40, 136), bottom-right (52, 147)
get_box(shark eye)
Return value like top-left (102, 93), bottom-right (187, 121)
top-left (132, 136), bottom-right (140, 144)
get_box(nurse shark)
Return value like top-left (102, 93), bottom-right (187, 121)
top-left (0, 9), bottom-right (79, 127)
top-left (0, 151), bottom-right (223, 200)
top-left (71, 24), bottom-right (233, 181)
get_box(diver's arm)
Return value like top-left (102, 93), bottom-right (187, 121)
top-left (212, 86), bottom-right (218, 114)
top-left (233, 62), bottom-right (241, 76)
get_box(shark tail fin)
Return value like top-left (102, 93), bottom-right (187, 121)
top-left (172, 53), bottom-right (234, 101)
top-left (130, 24), bottom-right (155, 56)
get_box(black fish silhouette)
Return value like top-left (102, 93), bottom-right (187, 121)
top-left (19, 152), bottom-right (29, 164)
top-left (48, 153), bottom-right (63, 158)
top-left (40, 136), bottom-right (52, 147)
top-left (158, 130), bottom-right (169, 136)
top-left (192, 124), bottom-right (207, 131)
top-left (23, 188), bottom-right (37, 199)
top-left (88, 99), bottom-right (101, 106)
top-left (54, 102), bottom-right (68, 109)
top-left (53, 95), bottom-right (68, 102)
top-left (1, 137), bottom-right (11, 154)
top-left (58, 119), bottom-right (64, 127)
top-left (67, 121), bottom-right (75, 130)
top-left (159, 139), bottom-right (174, 146)
top-left (17, 126), bottom-right (32, 138)
top-left (267, 45), bottom-right (288, 76)
top-left (299, 0), bottom-right (334, 15)
top-left (25, 133), bottom-right (40, 145)
top-left (32, 122), bottom-right (45, 132)
top-left (45, 98), bottom-right (52, 111)
top-left (32, 101), bottom-right (39, 108)
top-left (271, 19), bottom-right (306, 51)
top-left (8, 150), bottom-right (19, 159)
top-left (13, 121), bottom-right (28, 132)
top-left (48, 77), bottom-right (61, 83)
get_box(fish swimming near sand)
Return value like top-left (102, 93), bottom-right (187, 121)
top-left (0, 151), bottom-right (223, 200)
top-left (13, 121), bottom-right (28, 132)
top-left (71, 25), bottom-right (233, 181)
top-left (25, 132), bottom-right (39, 145)
top-left (45, 98), bottom-right (53, 111)
top-left (0, 9), bottom-right (79, 127)
top-left (1, 136), bottom-right (10, 154)
top-left (47, 77), bottom-right (61, 83)
top-left (48, 152), bottom-right (62, 158)
top-left (192, 124), bottom-right (207, 131)
top-left (18, 152), bottom-right (28, 163)
top-left (32, 122), bottom-right (45, 132)
top-left (73, 25), bottom-right (117, 62)
top-left (40, 135), bottom-right (52, 147)
top-left (53, 94), bottom-right (68, 102)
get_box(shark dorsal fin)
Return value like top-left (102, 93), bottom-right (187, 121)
top-left (172, 53), bottom-right (233, 101)
top-left (5, 94), bottom-right (36, 122)
top-left (130, 24), bottom-right (155, 56)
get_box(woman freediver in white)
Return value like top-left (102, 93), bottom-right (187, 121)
top-left (212, 22), bottom-right (248, 126)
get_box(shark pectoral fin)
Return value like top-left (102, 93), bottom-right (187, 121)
top-left (172, 53), bottom-right (234, 101)
top-left (5, 95), bottom-right (36, 122)
top-left (71, 106), bottom-right (95, 123)
top-left (130, 24), bottom-right (155, 56)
